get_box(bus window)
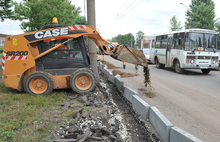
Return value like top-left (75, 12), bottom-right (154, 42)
top-left (204, 34), bottom-right (217, 52)
top-left (151, 40), bottom-right (155, 48)
top-left (156, 36), bottom-right (162, 48)
top-left (167, 37), bottom-right (172, 52)
top-left (185, 33), bottom-right (190, 50)
top-left (188, 33), bottom-right (203, 51)
top-left (161, 35), bottom-right (168, 48)
top-left (174, 33), bottom-right (185, 49)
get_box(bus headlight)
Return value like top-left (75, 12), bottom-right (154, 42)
top-left (191, 60), bottom-right (194, 64)
top-left (213, 60), bottom-right (218, 64)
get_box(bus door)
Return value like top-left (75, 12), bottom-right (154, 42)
top-left (150, 39), bottom-right (155, 62)
top-left (166, 37), bottom-right (172, 66)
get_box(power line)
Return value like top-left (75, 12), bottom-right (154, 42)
top-left (111, 0), bottom-right (130, 22)
top-left (102, 0), bottom-right (131, 33)
top-left (102, 0), bottom-right (144, 33)
top-left (119, 0), bottom-right (137, 17)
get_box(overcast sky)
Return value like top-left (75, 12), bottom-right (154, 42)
top-left (1, 0), bottom-right (220, 39)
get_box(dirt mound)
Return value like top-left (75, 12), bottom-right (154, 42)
top-left (138, 88), bottom-right (155, 98)
top-left (112, 70), bottom-right (138, 78)
top-left (101, 59), bottom-right (150, 87)
top-left (100, 60), bottom-right (119, 69)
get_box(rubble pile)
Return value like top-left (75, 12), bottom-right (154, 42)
top-left (51, 80), bottom-right (132, 142)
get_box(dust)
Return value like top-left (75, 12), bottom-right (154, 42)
top-left (100, 60), bottom-right (119, 69)
top-left (112, 70), bottom-right (138, 78)
top-left (138, 88), bottom-right (155, 98)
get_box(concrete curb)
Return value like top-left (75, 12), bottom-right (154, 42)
top-left (123, 85), bottom-right (138, 103)
top-left (150, 106), bottom-right (173, 142)
top-left (170, 126), bottom-right (203, 142)
top-left (132, 95), bottom-right (150, 120)
top-left (98, 63), bottom-right (203, 142)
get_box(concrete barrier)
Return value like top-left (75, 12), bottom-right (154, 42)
top-left (103, 67), bottom-right (114, 82)
top-left (114, 75), bottom-right (124, 91)
top-left (150, 106), bottom-right (173, 142)
top-left (132, 95), bottom-right (150, 120)
top-left (170, 126), bottom-right (203, 142)
top-left (106, 70), bottom-right (114, 82)
top-left (122, 85), bottom-right (138, 103)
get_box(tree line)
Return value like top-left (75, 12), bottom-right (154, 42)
top-left (170, 0), bottom-right (220, 41)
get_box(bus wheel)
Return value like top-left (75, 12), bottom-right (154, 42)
top-left (24, 71), bottom-right (54, 95)
top-left (70, 68), bottom-right (96, 94)
top-left (156, 58), bottom-right (165, 69)
top-left (175, 61), bottom-right (184, 74)
top-left (201, 69), bottom-right (210, 74)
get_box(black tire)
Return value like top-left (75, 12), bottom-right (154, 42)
top-left (201, 69), bottom-right (210, 74)
top-left (175, 61), bottom-right (184, 74)
top-left (24, 71), bottom-right (54, 95)
top-left (70, 68), bottom-right (96, 94)
top-left (156, 58), bottom-right (165, 69)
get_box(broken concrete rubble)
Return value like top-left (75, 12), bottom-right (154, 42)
top-left (49, 69), bottom-right (160, 142)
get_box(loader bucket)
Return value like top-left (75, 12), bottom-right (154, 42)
top-left (111, 44), bottom-right (148, 67)
top-left (111, 44), bottom-right (150, 87)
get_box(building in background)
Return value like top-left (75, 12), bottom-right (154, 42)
top-left (0, 34), bottom-right (10, 46)
top-left (141, 36), bottom-right (152, 49)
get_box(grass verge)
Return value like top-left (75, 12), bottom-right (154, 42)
top-left (0, 83), bottom-right (75, 142)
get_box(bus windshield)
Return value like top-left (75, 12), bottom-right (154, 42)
top-left (185, 33), bottom-right (217, 52)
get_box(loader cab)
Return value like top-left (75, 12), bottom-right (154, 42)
top-left (36, 36), bottom-right (90, 75)
top-left (34, 17), bottom-right (90, 75)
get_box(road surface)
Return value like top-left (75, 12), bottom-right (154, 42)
top-left (101, 55), bottom-right (220, 142)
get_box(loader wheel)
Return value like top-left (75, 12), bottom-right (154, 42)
top-left (25, 71), bottom-right (54, 95)
top-left (70, 68), bottom-right (96, 94)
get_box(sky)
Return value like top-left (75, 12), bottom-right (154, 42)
top-left (1, 0), bottom-right (220, 40)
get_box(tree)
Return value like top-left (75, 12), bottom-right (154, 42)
top-left (111, 33), bottom-right (135, 47)
top-left (0, 0), bottom-right (13, 22)
top-left (185, 0), bottom-right (215, 30)
top-left (214, 19), bottom-right (220, 50)
top-left (135, 31), bottom-right (145, 49)
top-left (170, 15), bottom-right (182, 31)
top-left (13, 0), bottom-right (86, 32)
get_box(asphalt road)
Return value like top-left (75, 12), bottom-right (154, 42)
top-left (101, 55), bottom-right (220, 142)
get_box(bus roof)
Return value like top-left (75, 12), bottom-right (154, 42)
top-left (154, 28), bottom-right (217, 36)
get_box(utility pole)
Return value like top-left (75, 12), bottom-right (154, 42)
top-left (87, 0), bottom-right (98, 75)
top-left (180, 2), bottom-right (192, 29)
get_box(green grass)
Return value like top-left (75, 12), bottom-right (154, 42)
top-left (0, 83), bottom-right (75, 142)
top-left (0, 46), bottom-right (3, 58)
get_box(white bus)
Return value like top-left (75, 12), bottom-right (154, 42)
top-left (149, 28), bottom-right (219, 74)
